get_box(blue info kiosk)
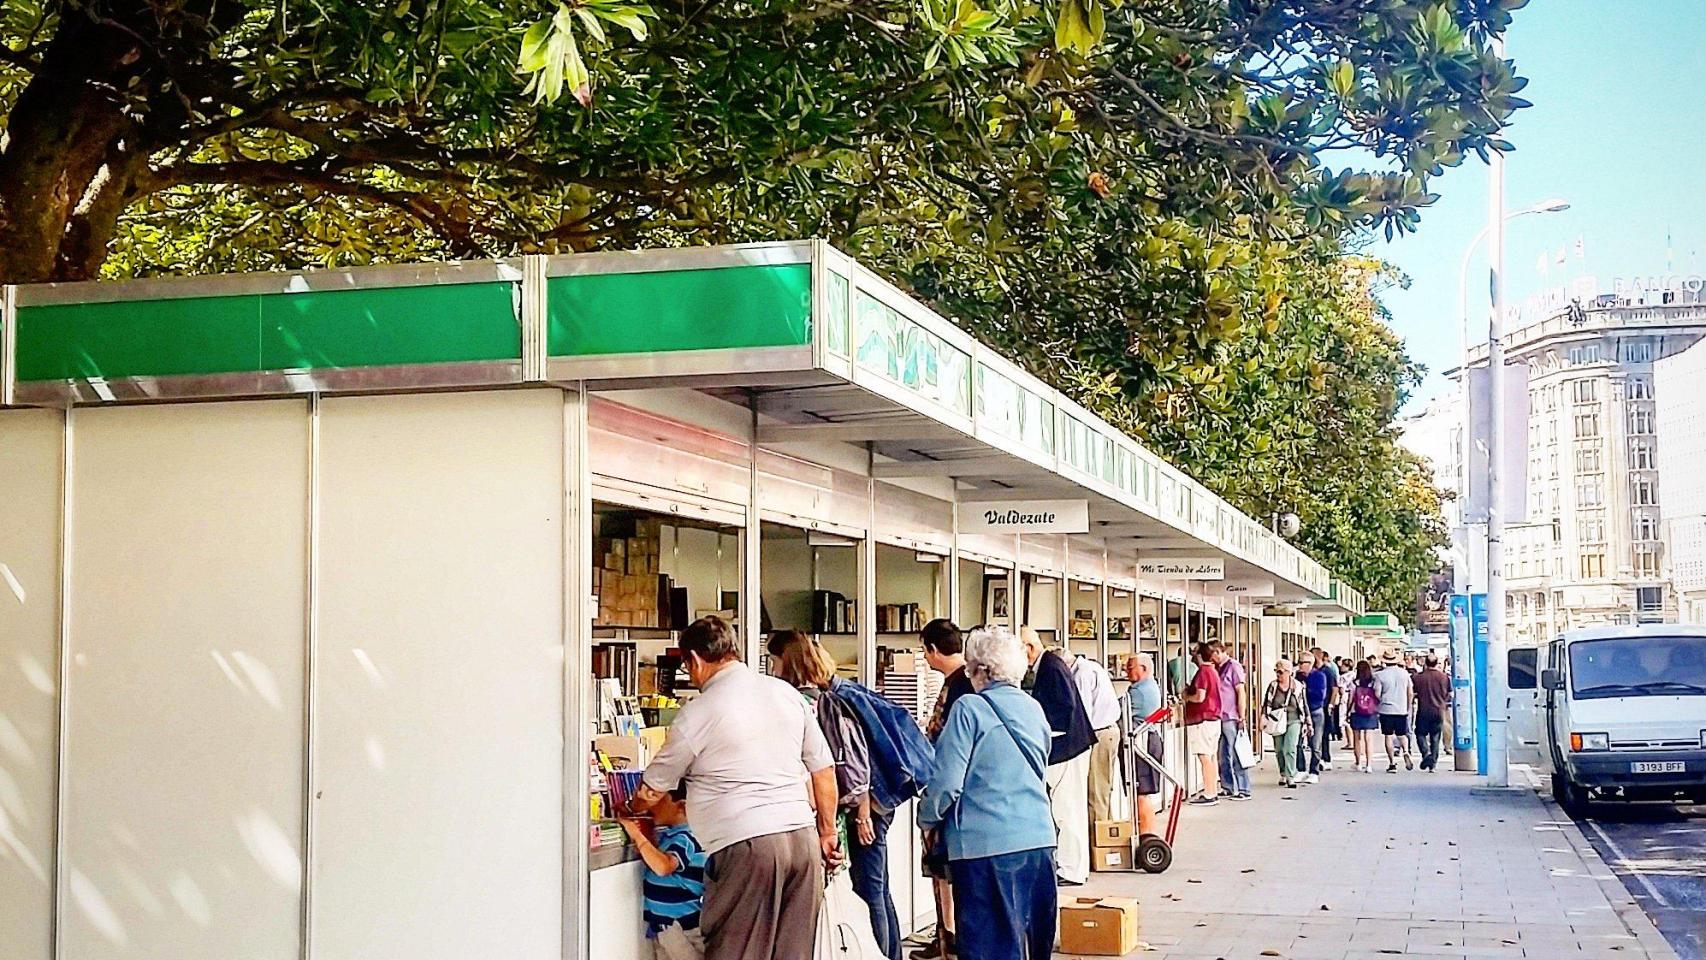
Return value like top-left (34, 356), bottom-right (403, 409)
top-left (1449, 594), bottom-right (1490, 773)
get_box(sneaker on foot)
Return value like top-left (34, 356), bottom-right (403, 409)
top-left (1188, 794), bottom-right (1220, 806)
top-left (1304, 773), bottom-right (1320, 784)
top-left (1405, 755), bottom-right (1414, 770)
top-left (1386, 763), bottom-right (1397, 773)
top-left (1321, 761), bottom-right (1333, 771)
top-left (1227, 791), bottom-right (1252, 801)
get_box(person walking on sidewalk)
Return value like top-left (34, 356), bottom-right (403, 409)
top-left (1070, 649), bottom-right (1123, 825)
top-left (1261, 659), bottom-right (1310, 788)
top-left (635, 617), bottom-right (841, 960)
top-left (1374, 651), bottom-right (1416, 773)
top-left (920, 626), bottom-right (1059, 960)
top-left (1211, 641), bottom-right (1252, 800)
top-left (1412, 654), bottom-right (1452, 772)
top-left (1182, 641), bottom-right (1224, 806)
top-left (1312, 649), bottom-right (1340, 769)
top-left (1300, 656), bottom-right (1330, 784)
top-left (1347, 660), bottom-right (1381, 772)
top-left (1019, 626), bottom-right (1095, 885)
top-left (1337, 657), bottom-right (1356, 743)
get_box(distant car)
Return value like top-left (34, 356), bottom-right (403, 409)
top-left (1508, 624), bottom-right (1706, 817)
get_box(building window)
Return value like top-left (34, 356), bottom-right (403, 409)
top-left (1628, 377), bottom-right (1654, 400)
top-left (1634, 546), bottom-right (1661, 577)
top-left (1629, 407), bottom-right (1655, 435)
top-left (1630, 586), bottom-right (1658, 617)
top-left (1633, 476), bottom-right (1658, 506)
top-left (1574, 446), bottom-right (1602, 473)
top-left (1568, 345), bottom-right (1603, 365)
top-left (1577, 515), bottom-right (1605, 543)
top-left (1630, 440), bottom-right (1654, 470)
top-left (1574, 413), bottom-right (1600, 438)
top-left (1634, 514), bottom-right (1659, 541)
top-left (1571, 380), bottom-right (1599, 403)
top-left (1576, 478), bottom-right (1604, 506)
top-left (1622, 341), bottom-right (1657, 364)
top-left (1580, 553), bottom-right (1605, 579)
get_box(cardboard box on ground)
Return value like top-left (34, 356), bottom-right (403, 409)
top-left (1058, 897), bottom-right (1141, 955)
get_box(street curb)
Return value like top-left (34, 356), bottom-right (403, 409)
top-left (1519, 768), bottom-right (1681, 960)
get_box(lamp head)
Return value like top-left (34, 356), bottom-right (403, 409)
top-left (1535, 198), bottom-right (1571, 213)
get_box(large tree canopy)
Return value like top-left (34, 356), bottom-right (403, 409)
top-left (0, 0), bottom-right (1513, 612)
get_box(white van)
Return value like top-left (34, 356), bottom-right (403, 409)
top-left (1509, 623), bottom-right (1706, 816)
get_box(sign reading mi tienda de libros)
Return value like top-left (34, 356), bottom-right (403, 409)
top-left (956, 499), bottom-right (1089, 535)
top-left (1138, 558), bottom-right (1225, 580)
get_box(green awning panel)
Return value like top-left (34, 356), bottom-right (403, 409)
top-left (546, 263), bottom-right (812, 356)
top-left (15, 282), bottom-right (521, 383)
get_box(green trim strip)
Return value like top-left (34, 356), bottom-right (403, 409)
top-left (15, 282), bottom-right (520, 382)
top-left (546, 263), bottom-right (811, 356)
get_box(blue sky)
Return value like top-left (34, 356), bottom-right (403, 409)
top-left (1376, 0), bottom-right (1706, 405)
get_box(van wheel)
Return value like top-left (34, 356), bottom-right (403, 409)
top-left (1553, 774), bottom-right (1590, 818)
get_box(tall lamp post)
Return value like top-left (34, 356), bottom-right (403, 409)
top-left (1451, 197), bottom-right (1567, 776)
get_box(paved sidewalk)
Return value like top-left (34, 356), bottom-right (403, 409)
top-left (1061, 756), bottom-right (1678, 959)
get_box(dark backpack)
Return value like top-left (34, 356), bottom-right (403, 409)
top-left (1352, 682), bottom-right (1380, 717)
top-left (813, 688), bottom-right (873, 808)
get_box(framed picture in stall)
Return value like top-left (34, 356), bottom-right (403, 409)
top-left (985, 576), bottom-right (1011, 624)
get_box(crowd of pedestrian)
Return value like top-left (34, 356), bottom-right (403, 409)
top-left (628, 610), bottom-right (1452, 960)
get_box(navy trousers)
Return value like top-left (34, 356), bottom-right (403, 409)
top-left (948, 848), bottom-right (1058, 960)
top-left (848, 808), bottom-right (901, 960)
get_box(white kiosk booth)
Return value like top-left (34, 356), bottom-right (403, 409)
top-left (0, 241), bottom-right (1337, 960)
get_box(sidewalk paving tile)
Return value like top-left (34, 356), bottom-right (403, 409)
top-left (1054, 756), bottom-right (1677, 959)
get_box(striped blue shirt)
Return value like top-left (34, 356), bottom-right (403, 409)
top-left (643, 824), bottom-right (707, 937)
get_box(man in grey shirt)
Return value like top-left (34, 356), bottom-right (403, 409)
top-left (634, 616), bottom-right (841, 960)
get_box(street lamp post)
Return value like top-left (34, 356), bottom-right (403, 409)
top-left (1455, 161), bottom-right (1567, 781)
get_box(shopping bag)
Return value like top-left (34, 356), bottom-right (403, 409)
top-left (815, 867), bottom-right (879, 959)
top-left (1234, 729), bottom-right (1258, 769)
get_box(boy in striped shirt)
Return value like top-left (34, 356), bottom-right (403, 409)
top-left (620, 789), bottom-right (708, 959)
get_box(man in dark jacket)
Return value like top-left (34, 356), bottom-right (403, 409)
top-left (1019, 626), bottom-right (1095, 884)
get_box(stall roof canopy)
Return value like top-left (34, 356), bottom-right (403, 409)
top-left (1, 240), bottom-right (1335, 599)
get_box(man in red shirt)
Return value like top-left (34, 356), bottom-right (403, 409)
top-left (1182, 642), bottom-right (1225, 805)
top-left (1412, 654), bottom-right (1453, 772)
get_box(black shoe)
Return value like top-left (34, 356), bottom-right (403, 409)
top-left (910, 931), bottom-right (955, 959)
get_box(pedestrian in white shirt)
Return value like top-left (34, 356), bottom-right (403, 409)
top-left (1070, 651), bottom-right (1122, 824)
top-left (1373, 650), bottom-right (1416, 774)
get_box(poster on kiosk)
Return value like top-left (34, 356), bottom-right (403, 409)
top-left (1448, 594), bottom-right (1489, 771)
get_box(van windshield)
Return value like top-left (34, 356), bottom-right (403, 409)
top-left (1569, 635), bottom-right (1706, 699)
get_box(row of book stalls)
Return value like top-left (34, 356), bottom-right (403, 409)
top-left (0, 241), bottom-right (1359, 960)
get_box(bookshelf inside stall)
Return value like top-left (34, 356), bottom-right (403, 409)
top-left (758, 521), bottom-right (861, 678)
top-left (589, 504), bottom-right (741, 854)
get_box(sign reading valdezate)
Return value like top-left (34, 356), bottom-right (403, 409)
top-left (1138, 558), bottom-right (1225, 580)
top-left (956, 499), bottom-right (1088, 535)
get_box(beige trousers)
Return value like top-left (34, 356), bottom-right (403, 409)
top-left (1087, 725), bottom-right (1121, 823)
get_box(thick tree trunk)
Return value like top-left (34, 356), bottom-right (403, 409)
top-left (0, 10), bottom-right (146, 284)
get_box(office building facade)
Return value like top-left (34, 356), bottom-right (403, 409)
top-left (1457, 277), bottom-right (1706, 639)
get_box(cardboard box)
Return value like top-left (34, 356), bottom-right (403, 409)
top-left (1093, 819), bottom-right (1134, 848)
top-left (1058, 897), bottom-right (1141, 955)
top-left (1091, 843), bottom-right (1133, 872)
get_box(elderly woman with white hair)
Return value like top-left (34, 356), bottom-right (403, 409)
top-left (917, 626), bottom-right (1057, 960)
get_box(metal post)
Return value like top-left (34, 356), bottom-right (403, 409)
top-left (1485, 40), bottom-right (1511, 788)
top-left (564, 383), bottom-right (593, 960)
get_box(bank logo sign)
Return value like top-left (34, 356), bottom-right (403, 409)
top-left (956, 499), bottom-right (1088, 534)
top-left (1139, 558), bottom-right (1225, 580)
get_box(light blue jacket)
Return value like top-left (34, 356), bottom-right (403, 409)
top-left (917, 682), bottom-right (1055, 861)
